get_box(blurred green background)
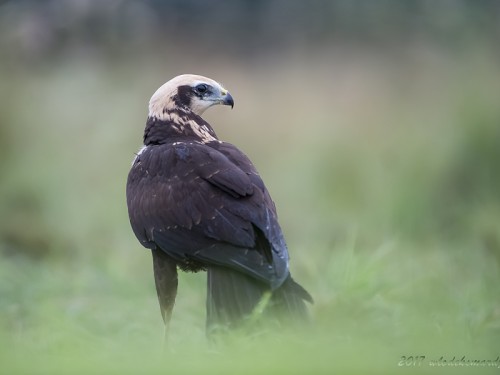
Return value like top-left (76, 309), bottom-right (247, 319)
top-left (1, 1), bottom-right (499, 374)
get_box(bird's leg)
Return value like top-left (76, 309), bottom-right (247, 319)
top-left (151, 248), bottom-right (178, 347)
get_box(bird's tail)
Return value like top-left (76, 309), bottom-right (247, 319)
top-left (206, 266), bottom-right (312, 334)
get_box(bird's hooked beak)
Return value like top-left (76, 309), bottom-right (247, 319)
top-left (220, 89), bottom-right (234, 109)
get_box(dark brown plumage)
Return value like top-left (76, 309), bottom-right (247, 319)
top-left (126, 74), bottom-right (311, 334)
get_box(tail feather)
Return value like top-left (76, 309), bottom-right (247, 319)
top-left (271, 276), bottom-right (313, 320)
top-left (206, 266), bottom-right (312, 334)
top-left (207, 266), bottom-right (266, 332)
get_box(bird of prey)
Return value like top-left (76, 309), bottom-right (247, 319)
top-left (126, 74), bottom-right (312, 334)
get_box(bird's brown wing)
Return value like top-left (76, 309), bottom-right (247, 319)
top-left (126, 141), bottom-right (289, 287)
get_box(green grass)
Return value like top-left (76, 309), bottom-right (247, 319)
top-left (0, 50), bottom-right (499, 374)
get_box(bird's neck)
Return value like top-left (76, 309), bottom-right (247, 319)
top-left (143, 109), bottom-right (219, 145)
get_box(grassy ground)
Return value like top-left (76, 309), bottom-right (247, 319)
top-left (0, 48), bottom-right (499, 374)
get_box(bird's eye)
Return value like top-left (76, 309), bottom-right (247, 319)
top-left (195, 84), bottom-right (208, 94)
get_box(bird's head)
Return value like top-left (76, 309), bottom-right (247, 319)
top-left (149, 74), bottom-right (234, 118)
